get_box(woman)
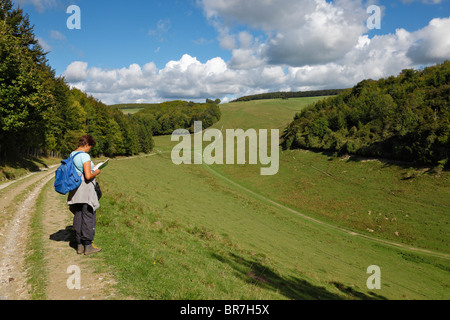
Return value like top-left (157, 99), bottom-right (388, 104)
top-left (67, 135), bottom-right (102, 255)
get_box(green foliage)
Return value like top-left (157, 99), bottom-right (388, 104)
top-left (0, 0), bottom-right (157, 159)
top-left (131, 100), bottom-right (222, 135)
top-left (0, 1), bottom-right (53, 155)
top-left (282, 61), bottom-right (450, 166)
top-left (58, 89), bottom-right (155, 158)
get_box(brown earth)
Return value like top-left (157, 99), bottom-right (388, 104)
top-left (0, 168), bottom-right (117, 300)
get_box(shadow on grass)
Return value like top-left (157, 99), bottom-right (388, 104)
top-left (212, 252), bottom-right (387, 300)
top-left (330, 282), bottom-right (387, 300)
top-left (1, 155), bottom-right (48, 170)
top-left (0, 155), bottom-right (49, 179)
top-left (343, 154), bottom-right (448, 174)
top-left (290, 146), bottom-right (449, 173)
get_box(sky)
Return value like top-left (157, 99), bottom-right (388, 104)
top-left (14, 0), bottom-right (450, 105)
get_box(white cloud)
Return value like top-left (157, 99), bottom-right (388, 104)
top-left (218, 33), bottom-right (237, 50)
top-left (400, 0), bottom-right (442, 4)
top-left (286, 29), bottom-right (414, 91)
top-left (64, 54), bottom-right (294, 104)
top-left (64, 61), bottom-right (88, 82)
top-left (15, 0), bottom-right (58, 12)
top-left (192, 38), bottom-right (214, 45)
top-left (200, 0), bottom-right (368, 66)
top-left (264, 1), bottom-right (368, 66)
top-left (148, 18), bottom-right (171, 42)
top-left (50, 30), bottom-right (66, 41)
top-left (228, 32), bottom-right (265, 69)
top-left (407, 17), bottom-right (450, 64)
top-left (64, 0), bottom-right (450, 105)
top-left (37, 37), bottom-right (51, 51)
top-left (229, 48), bottom-right (265, 70)
top-left (65, 16), bottom-right (450, 104)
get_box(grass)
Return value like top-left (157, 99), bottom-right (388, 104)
top-left (94, 153), bottom-right (449, 300)
top-left (25, 179), bottom-right (52, 300)
top-left (215, 97), bottom-right (324, 130)
top-left (119, 108), bottom-right (145, 115)
top-left (210, 150), bottom-right (450, 253)
top-left (16, 96), bottom-right (443, 300)
top-left (0, 177), bottom-right (38, 225)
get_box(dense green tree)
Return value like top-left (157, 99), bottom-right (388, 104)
top-left (282, 61), bottom-right (450, 167)
top-left (132, 100), bottom-right (221, 135)
top-left (0, 0), bottom-right (155, 160)
top-left (0, 0), bottom-right (53, 156)
top-left (232, 89), bottom-right (345, 102)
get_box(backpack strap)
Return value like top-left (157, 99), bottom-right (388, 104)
top-left (70, 151), bottom-right (85, 164)
top-left (70, 151), bottom-right (84, 159)
top-left (70, 151), bottom-right (85, 176)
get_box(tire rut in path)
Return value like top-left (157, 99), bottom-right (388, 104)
top-left (0, 168), bottom-right (117, 300)
top-left (0, 171), bottom-right (55, 299)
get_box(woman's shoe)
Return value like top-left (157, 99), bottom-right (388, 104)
top-left (77, 244), bottom-right (85, 255)
top-left (84, 244), bottom-right (102, 255)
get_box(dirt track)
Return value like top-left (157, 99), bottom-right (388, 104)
top-left (0, 168), bottom-right (116, 300)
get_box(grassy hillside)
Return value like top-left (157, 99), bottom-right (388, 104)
top-left (207, 100), bottom-right (450, 254)
top-left (154, 97), bottom-right (449, 253)
top-left (95, 97), bottom-right (449, 300)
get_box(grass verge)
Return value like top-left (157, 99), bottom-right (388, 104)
top-left (24, 179), bottom-right (52, 300)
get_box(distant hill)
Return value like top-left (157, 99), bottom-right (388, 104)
top-left (231, 89), bottom-right (345, 102)
top-left (282, 61), bottom-right (450, 167)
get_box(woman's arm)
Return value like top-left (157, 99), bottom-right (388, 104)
top-left (83, 161), bottom-right (101, 181)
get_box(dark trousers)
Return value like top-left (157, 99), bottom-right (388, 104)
top-left (70, 204), bottom-right (96, 246)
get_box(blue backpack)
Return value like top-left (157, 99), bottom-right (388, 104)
top-left (54, 151), bottom-right (84, 195)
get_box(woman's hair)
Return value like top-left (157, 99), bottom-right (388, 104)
top-left (78, 135), bottom-right (97, 147)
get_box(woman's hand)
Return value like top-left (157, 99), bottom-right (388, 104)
top-left (83, 162), bottom-right (101, 180)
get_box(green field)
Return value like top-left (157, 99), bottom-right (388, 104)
top-left (111, 104), bottom-right (149, 115)
top-left (95, 97), bottom-right (449, 300)
top-left (120, 108), bottom-right (145, 115)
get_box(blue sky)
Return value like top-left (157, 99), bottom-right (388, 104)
top-left (15, 0), bottom-right (450, 104)
top-left (24, 1), bottom-right (221, 71)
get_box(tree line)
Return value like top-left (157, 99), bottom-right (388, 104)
top-left (282, 61), bottom-right (450, 167)
top-left (129, 100), bottom-right (221, 136)
top-left (0, 1), bottom-right (155, 159)
top-left (0, 1), bottom-right (220, 161)
top-left (231, 89), bottom-right (345, 102)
